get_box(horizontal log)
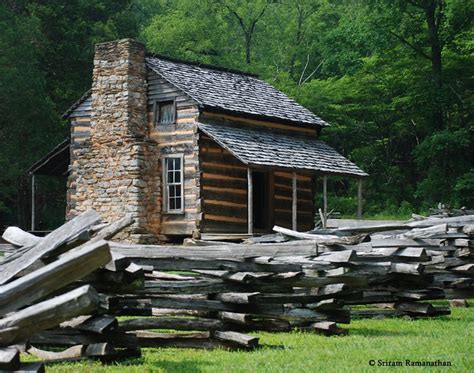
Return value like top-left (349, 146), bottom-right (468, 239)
top-left (30, 329), bottom-right (138, 348)
top-left (131, 331), bottom-right (247, 350)
top-left (0, 240), bottom-right (110, 315)
top-left (0, 347), bottom-right (20, 371)
top-left (118, 317), bottom-right (225, 332)
top-left (214, 331), bottom-right (259, 348)
top-left (109, 296), bottom-right (236, 313)
top-left (0, 285), bottom-right (99, 346)
top-left (0, 210), bottom-right (101, 285)
top-left (110, 242), bottom-right (319, 259)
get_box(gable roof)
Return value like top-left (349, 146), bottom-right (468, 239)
top-left (146, 56), bottom-right (328, 127)
top-left (198, 123), bottom-right (367, 177)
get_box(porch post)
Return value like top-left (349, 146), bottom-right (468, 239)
top-left (357, 178), bottom-right (363, 220)
top-left (247, 168), bottom-right (253, 234)
top-left (31, 174), bottom-right (35, 232)
top-left (292, 172), bottom-right (297, 230)
top-left (323, 175), bottom-right (328, 228)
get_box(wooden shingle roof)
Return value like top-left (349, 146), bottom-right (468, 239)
top-left (198, 123), bottom-right (367, 177)
top-left (146, 56), bottom-right (328, 128)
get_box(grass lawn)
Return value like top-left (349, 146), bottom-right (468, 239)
top-left (35, 303), bottom-right (473, 373)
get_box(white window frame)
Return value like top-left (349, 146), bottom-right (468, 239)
top-left (162, 154), bottom-right (184, 214)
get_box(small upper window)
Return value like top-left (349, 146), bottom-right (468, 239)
top-left (155, 100), bottom-right (176, 125)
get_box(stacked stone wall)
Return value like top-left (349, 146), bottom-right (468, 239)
top-left (67, 39), bottom-right (160, 243)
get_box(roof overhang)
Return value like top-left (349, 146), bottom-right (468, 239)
top-left (28, 139), bottom-right (70, 176)
top-left (198, 123), bottom-right (368, 178)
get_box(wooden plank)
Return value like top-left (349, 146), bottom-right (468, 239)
top-left (110, 241), bottom-right (320, 259)
top-left (357, 178), bottom-right (363, 219)
top-left (213, 292), bottom-right (260, 304)
top-left (1, 227), bottom-right (41, 247)
top-left (110, 296), bottom-right (236, 313)
top-left (118, 317), bottom-right (225, 332)
top-left (213, 331), bottom-right (259, 348)
top-left (292, 172), bottom-right (297, 230)
top-left (0, 347), bottom-right (20, 371)
top-left (273, 225), bottom-right (366, 245)
top-left (247, 168), bottom-right (253, 234)
top-left (27, 343), bottom-right (118, 361)
top-left (0, 285), bottom-right (99, 346)
top-left (323, 176), bottom-right (328, 228)
top-left (0, 210), bottom-right (101, 285)
top-left (91, 215), bottom-right (134, 242)
top-left (131, 330), bottom-right (242, 350)
top-left (0, 240), bottom-right (110, 315)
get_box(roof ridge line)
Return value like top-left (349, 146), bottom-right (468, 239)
top-left (145, 54), bottom-right (259, 78)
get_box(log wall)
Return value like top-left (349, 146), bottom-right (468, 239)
top-left (147, 71), bottom-right (201, 236)
top-left (199, 135), bottom-right (316, 234)
top-left (200, 135), bottom-right (248, 233)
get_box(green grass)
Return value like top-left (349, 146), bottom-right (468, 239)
top-left (32, 305), bottom-right (474, 372)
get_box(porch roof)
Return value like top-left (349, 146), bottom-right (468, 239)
top-left (197, 123), bottom-right (368, 178)
top-left (28, 139), bottom-right (70, 176)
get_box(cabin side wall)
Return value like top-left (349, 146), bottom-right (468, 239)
top-left (199, 134), bottom-right (248, 233)
top-left (147, 71), bottom-right (201, 236)
top-left (198, 113), bottom-right (317, 233)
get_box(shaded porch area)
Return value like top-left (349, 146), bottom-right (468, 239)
top-left (198, 123), bottom-right (368, 234)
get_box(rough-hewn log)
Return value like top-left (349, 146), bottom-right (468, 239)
top-left (273, 225), bottom-right (367, 245)
top-left (0, 285), bottom-right (99, 346)
top-left (0, 347), bottom-right (20, 371)
top-left (0, 210), bottom-right (101, 285)
top-left (118, 317), bottom-right (225, 332)
top-left (1, 227), bottom-right (41, 247)
top-left (0, 240), bottom-right (110, 315)
top-left (214, 331), bottom-right (259, 348)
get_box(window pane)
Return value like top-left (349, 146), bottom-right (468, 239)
top-left (168, 171), bottom-right (174, 184)
top-left (159, 101), bottom-right (175, 124)
top-left (167, 158), bottom-right (174, 171)
top-left (174, 158), bottom-right (180, 170)
top-left (174, 185), bottom-right (181, 197)
top-left (174, 170), bottom-right (181, 183)
top-left (175, 197), bottom-right (182, 210)
top-left (169, 197), bottom-right (176, 210)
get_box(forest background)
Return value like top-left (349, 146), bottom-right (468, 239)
top-left (0, 0), bottom-right (472, 230)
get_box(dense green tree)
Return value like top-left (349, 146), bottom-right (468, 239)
top-left (1, 0), bottom-right (472, 230)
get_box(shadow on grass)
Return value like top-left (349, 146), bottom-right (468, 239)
top-left (350, 328), bottom-right (420, 337)
top-left (148, 359), bottom-right (211, 372)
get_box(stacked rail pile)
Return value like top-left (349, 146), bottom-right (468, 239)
top-left (107, 242), bottom-right (360, 338)
top-left (0, 210), bottom-right (141, 370)
top-left (1, 211), bottom-right (472, 370)
top-left (108, 213), bottom-right (474, 329)
top-left (0, 211), bottom-right (263, 371)
top-left (271, 214), bottom-right (474, 317)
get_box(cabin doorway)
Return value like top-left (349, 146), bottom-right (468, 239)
top-left (252, 171), bottom-right (273, 231)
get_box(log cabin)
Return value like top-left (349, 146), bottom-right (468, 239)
top-left (29, 39), bottom-right (367, 242)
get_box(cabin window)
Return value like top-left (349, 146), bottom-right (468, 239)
top-left (163, 156), bottom-right (184, 213)
top-left (155, 99), bottom-right (176, 125)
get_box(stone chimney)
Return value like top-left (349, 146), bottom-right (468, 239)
top-left (68, 39), bottom-right (160, 242)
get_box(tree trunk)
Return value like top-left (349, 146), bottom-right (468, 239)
top-left (424, 0), bottom-right (444, 129)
